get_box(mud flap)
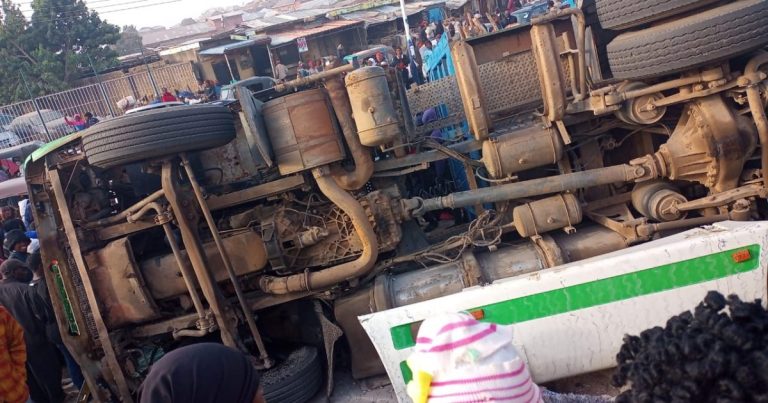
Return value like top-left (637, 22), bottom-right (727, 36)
top-left (313, 300), bottom-right (343, 398)
top-left (360, 221), bottom-right (768, 402)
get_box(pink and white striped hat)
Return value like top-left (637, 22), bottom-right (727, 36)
top-left (406, 312), bottom-right (542, 403)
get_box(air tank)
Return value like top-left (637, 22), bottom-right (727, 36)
top-left (345, 66), bottom-right (400, 147)
top-left (263, 88), bottom-right (344, 175)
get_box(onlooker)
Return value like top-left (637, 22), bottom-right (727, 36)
top-left (336, 43), bottom-right (347, 61)
top-left (138, 343), bottom-right (265, 403)
top-left (393, 46), bottom-right (410, 87)
top-left (421, 40), bottom-right (434, 81)
top-left (274, 59), bottom-right (288, 82)
top-left (28, 254), bottom-right (84, 390)
top-left (406, 312), bottom-right (543, 402)
top-left (83, 112), bottom-right (99, 129)
top-left (307, 60), bottom-right (318, 75)
top-left (0, 306), bottom-right (28, 403)
top-left (297, 61), bottom-right (310, 78)
top-left (1, 206), bottom-right (25, 233)
top-left (614, 291), bottom-right (768, 402)
top-left (0, 259), bottom-right (64, 403)
top-left (161, 88), bottom-right (177, 102)
top-left (375, 51), bottom-right (387, 67)
top-left (4, 230), bottom-right (29, 263)
top-left (64, 114), bottom-right (87, 131)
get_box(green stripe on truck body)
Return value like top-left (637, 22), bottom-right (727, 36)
top-left (391, 245), bottom-right (760, 351)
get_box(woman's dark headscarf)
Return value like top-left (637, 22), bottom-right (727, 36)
top-left (138, 343), bottom-right (260, 403)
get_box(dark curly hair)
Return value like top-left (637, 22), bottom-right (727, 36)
top-left (613, 291), bottom-right (768, 403)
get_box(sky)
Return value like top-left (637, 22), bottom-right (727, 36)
top-left (12, 0), bottom-right (246, 29)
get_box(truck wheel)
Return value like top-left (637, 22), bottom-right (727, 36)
top-left (606, 0), bottom-right (768, 80)
top-left (596, 0), bottom-right (717, 30)
top-left (82, 105), bottom-right (235, 169)
top-left (262, 346), bottom-right (322, 403)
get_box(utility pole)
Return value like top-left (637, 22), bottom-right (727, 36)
top-left (87, 53), bottom-right (116, 117)
top-left (399, 0), bottom-right (418, 81)
top-left (140, 46), bottom-right (160, 97)
top-left (20, 71), bottom-right (52, 142)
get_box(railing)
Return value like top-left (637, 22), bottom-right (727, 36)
top-left (0, 63), bottom-right (200, 148)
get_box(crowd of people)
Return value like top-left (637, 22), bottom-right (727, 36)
top-left (0, 201), bottom-right (83, 403)
top-left (63, 112), bottom-right (99, 132)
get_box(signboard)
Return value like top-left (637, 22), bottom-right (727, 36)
top-left (297, 37), bottom-right (309, 53)
top-left (230, 34), bottom-right (248, 41)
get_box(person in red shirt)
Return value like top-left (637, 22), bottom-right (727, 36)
top-left (161, 88), bottom-right (177, 102)
top-left (0, 306), bottom-right (28, 403)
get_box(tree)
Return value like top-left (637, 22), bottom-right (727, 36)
top-left (0, 0), bottom-right (119, 104)
top-left (116, 25), bottom-right (143, 56)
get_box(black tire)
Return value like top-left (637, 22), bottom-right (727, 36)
top-left (596, 0), bottom-right (717, 30)
top-left (82, 105), bottom-right (235, 169)
top-left (606, 0), bottom-right (768, 80)
top-left (262, 346), bottom-right (322, 403)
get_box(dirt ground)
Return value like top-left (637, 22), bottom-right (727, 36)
top-left (313, 368), bottom-right (622, 402)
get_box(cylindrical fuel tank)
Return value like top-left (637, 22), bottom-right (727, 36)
top-left (513, 193), bottom-right (582, 238)
top-left (482, 125), bottom-right (563, 179)
top-left (263, 88), bottom-right (344, 175)
top-left (345, 66), bottom-right (400, 147)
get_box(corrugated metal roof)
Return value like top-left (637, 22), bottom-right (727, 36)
top-left (337, 1), bottom-right (444, 24)
top-left (140, 22), bottom-right (217, 46)
top-left (269, 19), bottom-right (363, 46)
top-left (241, 8), bottom-right (331, 30)
top-left (445, 0), bottom-right (470, 9)
top-left (199, 36), bottom-right (271, 55)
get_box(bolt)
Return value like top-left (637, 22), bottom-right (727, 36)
top-left (634, 167), bottom-right (646, 177)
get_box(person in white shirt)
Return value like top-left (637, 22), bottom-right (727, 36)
top-left (274, 58), bottom-right (288, 82)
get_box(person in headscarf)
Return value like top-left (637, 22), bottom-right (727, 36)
top-left (138, 343), bottom-right (265, 403)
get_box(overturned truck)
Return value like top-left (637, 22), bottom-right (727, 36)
top-left (24, 0), bottom-right (768, 401)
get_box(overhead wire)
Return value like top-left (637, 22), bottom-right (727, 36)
top-left (18, 0), bottom-right (181, 16)
top-left (14, 0), bottom-right (182, 24)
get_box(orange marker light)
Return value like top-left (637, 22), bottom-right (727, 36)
top-left (470, 309), bottom-right (485, 320)
top-left (732, 249), bottom-right (751, 263)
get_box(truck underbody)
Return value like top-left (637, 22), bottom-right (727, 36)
top-left (23, 0), bottom-right (768, 401)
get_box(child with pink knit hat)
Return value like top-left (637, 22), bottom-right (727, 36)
top-left (406, 312), bottom-right (543, 403)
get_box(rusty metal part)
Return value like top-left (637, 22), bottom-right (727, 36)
top-left (482, 125), bottom-right (563, 179)
top-left (325, 76), bottom-right (374, 190)
top-left (345, 66), bottom-right (400, 147)
top-left (374, 139), bottom-right (482, 172)
top-left (675, 184), bottom-right (765, 211)
top-left (84, 239), bottom-right (160, 328)
top-left (512, 193), bottom-right (582, 238)
top-left (631, 181), bottom-right (687, 222)
top-left (532, 7), bottom-right (586, 101)
top-left (410, 164), bottom-right (649, 215)
top-left (161, 159), bottom-right (241, 349)
top-left (263, 88), bottom-right (345, 175)
top-left (180, 154), bottom-right (272, 367)
top-left (549, 226), bottom-right (629, 263)
top-left (274, 63), bottom-right (355, 92)
top-left (85, 189), bottom-right (164, 228)
top-left (637, 213), bottom-right (732, 238)
top-left (650, 95), bottom-right (757, 192)
top-left (335, 225), bottom-right (626, 379)
top-left (207, 175), bottom-right (305, 211)
top-left (48, 168), bottom-right (133, 400)
top-left (313, 300), bottom-right (344, 398)
top-left (140, 230), bottom-right (268, 300)
top-left (531, 23), bottom-right (566, 122)
top-left (259, 167), bottom-right (379, 294)
top-left (453, 40), bottom-right (492, 140)
top-left (614, 82), bottom-right (666, 125)
top-left (743, 51), bottom-right (768, 191)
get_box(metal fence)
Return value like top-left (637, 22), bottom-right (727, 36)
top-left (0, 63), bottom-right (200, 147)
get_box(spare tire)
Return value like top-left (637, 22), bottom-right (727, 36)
top-left (606, 0), bottom-right (768, 80)
top-left (82, 105), bottom-right (235, 169)
top-left (595, 0), bottom-right (717, 30)
top-left (261, 346), bottom-right (322, 403)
